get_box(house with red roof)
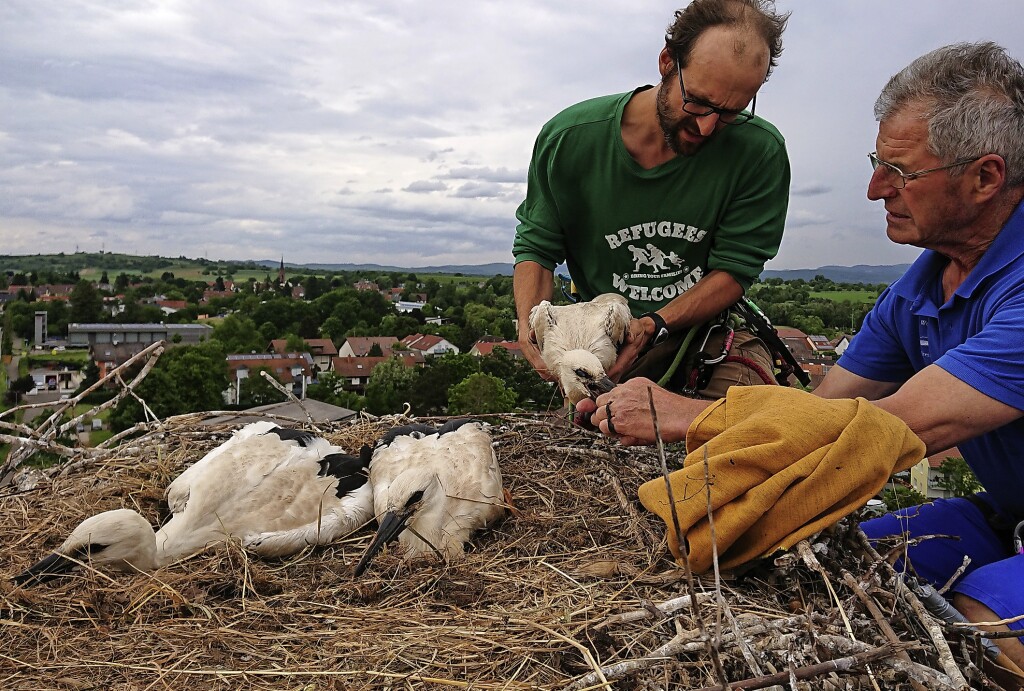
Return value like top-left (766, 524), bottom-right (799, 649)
top-left (156, 299), bottom-right (188, 315)
top-left (401, 333), bottom-right (459, 357)
top-left (469, 340), bottom-right (523, 358)
top-left (268, 338), bottom-right (338, 372)
top-left (338, 336), bottom-right (400, 358)
top-left (331, 352), bottom-right (425, 393)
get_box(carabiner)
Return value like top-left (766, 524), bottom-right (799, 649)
top-left (698, 325), bottom-right (735, 367)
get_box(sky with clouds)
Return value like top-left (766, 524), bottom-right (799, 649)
top-left (2, 1), bottom-right (1023, 270)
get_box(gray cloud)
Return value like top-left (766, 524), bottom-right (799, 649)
top-left (1, 1), bottom-right (1022, 270)
top-left (404, 180), bottom-right (448, 193)
top-left (445, 166), bottom-right (527, 184)
top-left (791, 184), bottom-right (831, 197)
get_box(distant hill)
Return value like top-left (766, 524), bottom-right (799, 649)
top-left (339, 261), bottom-right (909, 284)
top-left (0, 251), bottom-right (910, 284)
top-left (761, 264), bottom-right (911, 284)
top-left (255, 260), bottom-right (515, 277)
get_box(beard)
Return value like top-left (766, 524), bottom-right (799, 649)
top-left (655, 73), bottom-right (704, 157)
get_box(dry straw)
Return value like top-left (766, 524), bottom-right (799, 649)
top-left (0, 409), bottom-right (1017, 690)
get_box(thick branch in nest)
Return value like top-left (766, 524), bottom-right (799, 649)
top-left (0, 340), bottom-right (165, 484)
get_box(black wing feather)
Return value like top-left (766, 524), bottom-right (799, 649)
top-left (375, 423), bottom-right (438, 448)
top-left (318, 450), bottom-right (370, 498)
top-left (263, 426), bottom-right (318, 447)
top-left (438, 418), bottom-right (475, 436)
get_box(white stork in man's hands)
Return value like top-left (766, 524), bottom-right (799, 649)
top-left (14, 422), bottom-right (374, 585)
top-left (529, 292), bottom-right (631, 405)
top-left (353, 419), bottom-right (505, 577)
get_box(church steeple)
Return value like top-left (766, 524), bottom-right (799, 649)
top-left (278, 257), bottom-right (286, 285)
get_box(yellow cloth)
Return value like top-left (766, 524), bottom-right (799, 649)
top-left (637, 386), bottom-right (925, 574)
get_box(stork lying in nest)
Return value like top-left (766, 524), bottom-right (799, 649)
top-left (529, 292), bottom-right (631, 404)
top-left (14, 422), bottom-right (375, 584)
top-left (354, 419), bottom-right (505, 576)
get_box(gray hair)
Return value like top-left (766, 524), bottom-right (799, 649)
top-left (875, 42), bottom-right (1024, 188)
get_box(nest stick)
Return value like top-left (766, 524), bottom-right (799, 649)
top-left (258, 370), bottom-right (317, 429)
top-left (647, 385), bottom-right (729, 689)
top-left (841, 569), bottom-right (929, 691)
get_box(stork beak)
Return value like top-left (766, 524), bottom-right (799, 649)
top-left (587, 376), bottom-right (616, 397)
top-left (12, 552), bottom-right (80, 586)
top-left (353, 508), bottom-right (412, 577)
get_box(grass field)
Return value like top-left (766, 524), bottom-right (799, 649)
top-left (809, 289), bottom-right (879, 304)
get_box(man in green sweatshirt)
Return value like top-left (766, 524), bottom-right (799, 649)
top-left (513, 0), bottom-right (791, 399)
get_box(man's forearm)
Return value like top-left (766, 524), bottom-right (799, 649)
top-left (656, 269), bottom-right (744, 330)
top-left (513, 261), bottom-right (554, 332)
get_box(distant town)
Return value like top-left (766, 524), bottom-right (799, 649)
top-left (0, 251), bottom-right (957, 503)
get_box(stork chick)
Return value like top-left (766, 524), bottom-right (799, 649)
top-left (354, 419), bottom-right (504, 576)
top-left (14, 422), bottom-right (373, 585)
top-left (529, 292), bottom-right (631, 404)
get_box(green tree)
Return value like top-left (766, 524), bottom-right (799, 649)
top-left (69, 279), bottom-right (104, 323)
top-left (320, 316), bottom-right (347, 343)
top-left (110, 341), bottom-right (229, 430)
top-left (5, 374), bottom-right (36, 404)
top-left (306, 372), bottom-right (366, 412)
top-left (284, 333), bottom-right (307, 352)
top-left (936, 456), bottom-right (983, 497)
top-left (238, 368), bottom-right (288, 407)
top-left (1, 323), bottom-right (13, 360)
top-left (479, 346), bottom-right (562, 411)
top-left (211, 315), bottom-right (266, 354)
top-left (408, 352), bottom-right (480, 415)
top-left (448, 373), bottom-right (516, 415)
top-left (4, 300), bottom-right (35, 339)
top-left (881, 482), bottom-right (927, 512)
top-left (364, 358), bottom-right (418, 415)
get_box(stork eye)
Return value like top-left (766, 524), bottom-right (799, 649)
top-left (574, 368), bottom-right (591, 378)
top-left (406, 490), bottom-right (425, 507)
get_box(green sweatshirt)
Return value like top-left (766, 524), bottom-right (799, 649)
top-left (513, 87), bottom-right (790, 316)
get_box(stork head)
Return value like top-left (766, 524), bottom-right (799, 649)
top-left (353, 470), bottom-right (442, 577)
top-left (555, 349), bottom-right (616, 405)
top-left (13, 509), bottom-right (158, 586)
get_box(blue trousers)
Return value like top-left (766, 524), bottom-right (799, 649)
top-left (862, 494), bottom-right (1024, 633)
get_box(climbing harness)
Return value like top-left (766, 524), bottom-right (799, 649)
top-left (655, 297), bottom-right (810, 394)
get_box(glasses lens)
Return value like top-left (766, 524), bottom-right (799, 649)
top-left (869, 154), bottom-right (906, 188)
top-left (681, 101), bottom-right (713, 117)
top-left (681, 102), bottom-right (753, 124)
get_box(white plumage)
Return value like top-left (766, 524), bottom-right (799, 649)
top-left (529, 292), bottom-right (632, 404)
top-left (354, 419), bottom-right (505, 577)
top-left (14, 421), bottom-right (374, 584)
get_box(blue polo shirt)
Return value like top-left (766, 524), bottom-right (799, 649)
top-left (839, 200), bottom-right (1024, 517)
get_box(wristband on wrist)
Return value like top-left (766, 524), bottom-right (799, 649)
top-left (640, 311), bottom-right (671, 347)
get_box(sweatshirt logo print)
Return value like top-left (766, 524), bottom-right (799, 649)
top-left (605, 220), bottom-right (707, 302)
top-left (604, 221), bottom-right (707, 250)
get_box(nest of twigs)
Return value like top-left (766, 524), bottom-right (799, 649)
top-left (0, 412), bottom-right (1017, 690)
